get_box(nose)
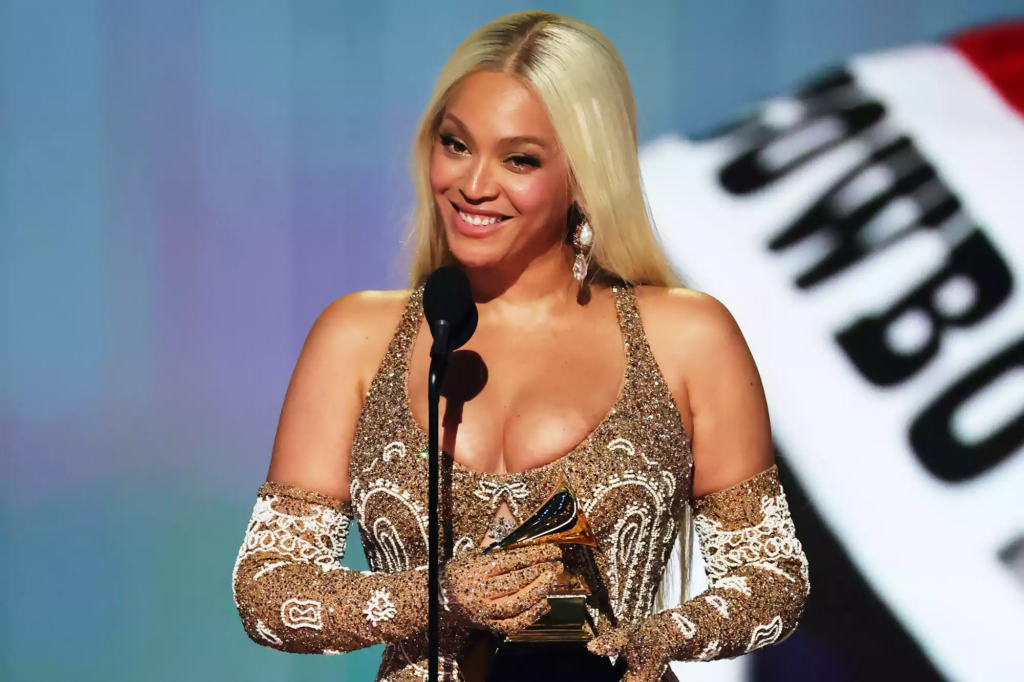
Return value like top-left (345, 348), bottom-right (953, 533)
top-left (460, 157), bottom-right (499, 205)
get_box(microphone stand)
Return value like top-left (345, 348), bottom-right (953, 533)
top-left (427, 320), bottom-right (451, 682)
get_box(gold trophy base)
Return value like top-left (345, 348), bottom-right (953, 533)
top-left (503, 594), bottom-right (594, 643)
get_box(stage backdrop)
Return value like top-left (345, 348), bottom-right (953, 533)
top-left (2, 2), bottom-right (1022, 682)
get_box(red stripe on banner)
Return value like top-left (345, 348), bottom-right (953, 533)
top-left (950, 20), bottom-right (1024, 118)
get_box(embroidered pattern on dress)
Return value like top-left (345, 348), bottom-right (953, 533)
top-left (352, 477), bottom-right (429, 573)
top-left (472, 479), bottom-right (531, 516)
top-left (373, 517), bottom-right (412, 573)
top-left (281, 598), bottom-right (323, 630)
top-left (607, 501), bottom-right (652, 620)
top-left (364, 588), bottom-right (398, 625)
top-left (407, 654), bottom-right (462, 682)
top-left (383, 441), bottom-right (407, 461)
top-left (586, 458), bottom-right (675, 623)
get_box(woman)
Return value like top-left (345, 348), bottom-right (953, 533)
top-left (232, 10), bottom-right (809, 682)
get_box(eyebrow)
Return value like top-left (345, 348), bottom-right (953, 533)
top-left (442, 113), bottom-right (549, 150)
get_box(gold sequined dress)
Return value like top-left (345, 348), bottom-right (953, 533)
top-left (232, 285), bottom-right (810, 682)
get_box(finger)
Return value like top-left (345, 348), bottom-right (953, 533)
top-left (487, 544), bottom-right (563, 576)
top-left (483, 563), bottom-right (556, 599)
top-left (485, 567), bottom-right (559, 619)
top-left (490, 597), bottom-right (551, 636)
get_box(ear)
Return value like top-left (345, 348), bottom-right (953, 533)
top-left (566, 200), bottom-right (586, 227)
top-left (564, 202), bottom-right (580, 243)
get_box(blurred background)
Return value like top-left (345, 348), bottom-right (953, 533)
top-left (2, 1), bottom-right (1023, 681)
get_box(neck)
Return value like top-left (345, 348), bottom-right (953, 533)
top-left (463, 242), bottom-right (580, 313)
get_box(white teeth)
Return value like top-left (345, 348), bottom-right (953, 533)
top-left (459, 211), bottom-right (501, 226)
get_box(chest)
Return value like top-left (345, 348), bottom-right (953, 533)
top-left (349, 375), bottom-right (694, 622)
top-left (405, 314), bottom-right (627, 475)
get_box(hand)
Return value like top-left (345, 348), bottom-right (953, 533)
top-left (441, 544), bottom-right (563, 636)
top-left (588, 620), bottom-right (670, 682)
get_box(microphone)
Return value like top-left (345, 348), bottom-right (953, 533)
top-left (424, 265), bottom-right (478, 363)
top-left (422, 266), bottom-right (477, 682)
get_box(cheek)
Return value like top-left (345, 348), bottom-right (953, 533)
top-left (429, 148), bottom-right (459, 194)
top-left (504, 171), bottom-right (567, 219)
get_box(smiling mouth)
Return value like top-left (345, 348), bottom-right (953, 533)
top-left (451, 202), bottom-right (510, 227)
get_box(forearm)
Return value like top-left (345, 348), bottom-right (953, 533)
top-left (655, 464), bottom-right (809, 661)
top-left (590, 464), bottom-right (810, 675)
top-left (231, 481), bottom-right (428, 654)
top-left (639, 554), bottom-right (807, 662)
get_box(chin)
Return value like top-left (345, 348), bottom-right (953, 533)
top-left (445, 229), bottom-right (508, 270)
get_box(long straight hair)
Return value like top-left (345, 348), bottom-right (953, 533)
top-left (407, 11), bottom-right (680, 290)
top-left (406, 10), bottom-right (692, 610)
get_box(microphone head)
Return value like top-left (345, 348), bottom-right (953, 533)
top-left (423, 266), bottom-right (478, 352)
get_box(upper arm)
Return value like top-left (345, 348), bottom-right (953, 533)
top-left (640, 287), bottom-right (774, 500)
top-left (265, 291), bottom-right (407, 502)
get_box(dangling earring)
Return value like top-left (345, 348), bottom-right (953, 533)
top-left (572, 216), bottom-right (593, 281)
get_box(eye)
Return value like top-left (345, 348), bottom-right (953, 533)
top-left (506, 154), bottom-right (540, 170)
top-left (439, 133), bottom-right (469, 155)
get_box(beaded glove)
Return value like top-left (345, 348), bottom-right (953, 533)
top-left (232, 481), bottom-right (562, 655)
top-left (440, 544), bottom-right (563, 636)
top-left (587, 465), bottom-right (810, 681)
top-left (231, 481), bottom-right (434, 653)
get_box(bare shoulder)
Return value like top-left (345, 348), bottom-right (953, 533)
top-left (634, 286), bottom-right (773, 496)
top-left (265, 289), bottom-right (415, 500)
top-left (304, 289), bottom-right (413, 371)
top-left (633, 285), bottom-right (730, 322)
top-left (633, 285), bottom-right (749, 374)
top-left (316, 289), bottom-right (412, 340)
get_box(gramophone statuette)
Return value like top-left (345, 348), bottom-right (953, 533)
top-left (481, 478), bottom-right (599, 643)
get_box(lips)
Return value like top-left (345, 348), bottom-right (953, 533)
top-left (449, 201), bottom-right (511, 238)
top-left (457, 210), bottom-right (505, 226)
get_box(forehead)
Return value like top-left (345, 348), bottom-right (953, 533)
top-left (443, 71), bottom-right (556, 142)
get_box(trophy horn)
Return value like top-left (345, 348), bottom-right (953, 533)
top-left (481, 478), bottom-right (597, 555)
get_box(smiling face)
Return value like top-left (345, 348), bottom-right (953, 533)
top-left (429, 70), bottom-right (573, 272)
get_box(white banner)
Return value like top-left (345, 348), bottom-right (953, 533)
top-left (643, 36), bottom-right (1024, 682)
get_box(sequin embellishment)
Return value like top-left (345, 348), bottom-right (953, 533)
top-left (486, 516), bottom-right (515, 542)
top-left (345, 286), bottom-right (695, 680)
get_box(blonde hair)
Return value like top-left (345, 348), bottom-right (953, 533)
top-left (407, 10), bottom-right (691, 612)
top-left (407, 10), bottom-right (680, 291)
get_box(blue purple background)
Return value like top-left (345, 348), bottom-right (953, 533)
top-left (2, 1), bottom-right (1022, 680)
